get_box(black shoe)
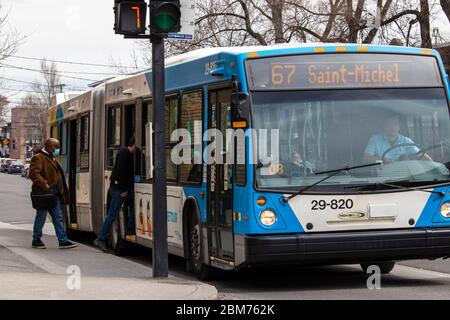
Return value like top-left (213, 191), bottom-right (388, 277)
top-left (58, 241), bottom-right (78, 250)
top-left (32, 240), bottom-right (47, 249)
top-left (93, 239), bottom-right (109, 253)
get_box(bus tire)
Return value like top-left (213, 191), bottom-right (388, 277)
top-left (361, 262), bottom-right (396, 274)
top-left (188, 211), bottom-right (215, 281)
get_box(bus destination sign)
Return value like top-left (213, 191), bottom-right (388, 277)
top-left (247, 54), bottom-right (442, 90)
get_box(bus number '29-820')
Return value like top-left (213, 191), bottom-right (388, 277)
top-left (311, 199), bottom-right (354, 211)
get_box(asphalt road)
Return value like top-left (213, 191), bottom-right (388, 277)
top-left (1, 172), bottom-right (450, 300)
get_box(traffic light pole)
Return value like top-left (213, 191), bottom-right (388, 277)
top-left (115, 0), bottom-right (183, 279)
top-left (151, 34), bottom-right (169, 278)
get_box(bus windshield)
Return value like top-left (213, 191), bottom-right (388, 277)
top-left (251, 88), bottom-right (450, 192)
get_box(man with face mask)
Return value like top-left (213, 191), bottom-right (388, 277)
top-left (29, 138), bottom-right (78, 250)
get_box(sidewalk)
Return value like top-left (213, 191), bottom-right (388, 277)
top-left (0, 222), bottom-right (217, 300)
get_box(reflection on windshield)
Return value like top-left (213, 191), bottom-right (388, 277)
top-left (252, 88), bottom-right (450, 191)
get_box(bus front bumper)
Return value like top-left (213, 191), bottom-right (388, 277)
top-left (243, 228), bottom-right (450, 267)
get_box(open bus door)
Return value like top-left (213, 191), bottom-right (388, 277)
top-left (123, 104), bottom-right (136, 235)
top-left (67, 119), bottom-right (78, 230)
top-left (207, 88), bottom-right (235, 267)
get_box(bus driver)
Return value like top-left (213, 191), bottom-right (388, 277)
top-left (363, 115), bottom-right (432, 163)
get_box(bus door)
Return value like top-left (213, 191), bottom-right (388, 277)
top-left (207, 88), bottom-right (235, 263)
top-left (67, 119), bottom-right (78, 229)
top-left (124, 104), bottom-right (136, 145)
top-left (123, 104), bottom-right (136, 233)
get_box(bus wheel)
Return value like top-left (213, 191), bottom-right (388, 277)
top-left (188, 214), bottom-right (215, 281)
top-left (109, 216), bottom-right (127, 256)
top-left (361, 262), bottom-right (396, 274)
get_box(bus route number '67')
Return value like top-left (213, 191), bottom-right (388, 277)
top-left (311, 199), bottom-right (354, 211)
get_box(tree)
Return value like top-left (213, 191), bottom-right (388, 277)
top-left (35, 59), bottom-right (61, 111)
top-left (419, 0), bottom-right (432, 47)
top-left (441, 0), bottom-right (450, 22)
top-left (20, 59), bottom-right (62, 144)
top-left (0, 94), bottom-right (8, 124)
top-left (135, 0), bottom-right (447, 60)
top-left (0, 4), bottom-right (22, 63)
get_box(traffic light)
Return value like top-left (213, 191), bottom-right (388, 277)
top-left (114, 0), bottom-right (147, 35)
top-left (150, 1), bottom-right (181, 34)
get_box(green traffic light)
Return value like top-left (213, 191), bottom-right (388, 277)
top-left (154, 3), bottom-right (180, 32)
top-left (155, 15), bottom-right (177, 31)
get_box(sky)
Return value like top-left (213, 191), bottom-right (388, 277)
top-left (0, 0), bottom-right (143, 107)
top-left (1, 0), bottom-right (450, 109)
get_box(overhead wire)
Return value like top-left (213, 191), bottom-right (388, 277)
top-left (0, 63), bottom-right (120, 77)
top-left (0, 54), bottom-right (142, 69)
top-left (0, 76), bottom-right (87, 91)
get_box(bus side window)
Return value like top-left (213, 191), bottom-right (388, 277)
top-left (179, 90), bottom-right (203, 185)
top-left (106, 106), bottom-right (121, 169)
top-left (78, 115), bottom-right (89, 170)
top-left (139, 100), bottom-right (153, 182)
top-left (165, 96), bottom-right (178, 181)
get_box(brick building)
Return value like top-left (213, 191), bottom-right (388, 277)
top-left (10, 107), bottom-right (44, 160)
top-left (436, 43), bottom-right (450, 74)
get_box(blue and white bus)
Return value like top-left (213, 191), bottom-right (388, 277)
top-left (49, 43), bottom-right (450, 279)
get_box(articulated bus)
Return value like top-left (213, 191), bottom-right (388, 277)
top-left (49, 43), bottom-right (450, 279)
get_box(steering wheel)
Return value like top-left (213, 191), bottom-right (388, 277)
top-left (381, 143), bottom-right (423, 163)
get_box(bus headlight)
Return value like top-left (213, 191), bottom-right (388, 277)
top-left (260, 210), bottom-right (277, 226)
top-left (440, 202), bottom-right (450, 218)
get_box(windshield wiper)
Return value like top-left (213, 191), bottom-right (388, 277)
top-left (283, 162), bottom-right (382, 202)
top-left (346, 182), bottom-right (445, 197)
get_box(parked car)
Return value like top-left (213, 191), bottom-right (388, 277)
top-left (21, 163), bottom-right (31, 178)
top-left (7, 161), bottom-right (24, 174)
top-left (0, 159), bottom-right (14, 173)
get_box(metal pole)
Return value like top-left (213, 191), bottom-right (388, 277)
top-left (151, 34), bottom-right (169, 278)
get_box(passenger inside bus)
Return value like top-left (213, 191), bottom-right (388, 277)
top-left (285, 151), bottom-right (314, 178)
top-left (363, 114), bottom-right (433, 164)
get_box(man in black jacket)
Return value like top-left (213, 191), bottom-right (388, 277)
top-left (94, 137), bottom-right (136, 252)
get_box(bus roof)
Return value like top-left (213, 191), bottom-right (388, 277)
top-left (102, 43), bottom-right (439, 87)
top-left (163, 43), bottom-right (438, 67)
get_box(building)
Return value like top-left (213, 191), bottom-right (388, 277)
top-left (0, 122), bottom-right (11, 158)
top-left (435, 42), bottom-right (450, 74)
top-left (10, 107), bottom-right (44, 160)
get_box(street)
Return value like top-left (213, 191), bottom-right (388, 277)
top-left (0, 173), bottom-right (217, 300)
top-left (1, 172), bottom-right (450, 300)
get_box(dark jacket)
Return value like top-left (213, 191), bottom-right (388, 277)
top-left (29, 150), bottom-right (69, 205)
top-left (110, 147), bottom-right (134, 192)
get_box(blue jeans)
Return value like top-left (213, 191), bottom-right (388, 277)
top-left (33, 195), bottom-right (68, 243)
top-left (98, 187), bottom-right (135, 241)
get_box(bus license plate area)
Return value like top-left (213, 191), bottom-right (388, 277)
top-left (368, 204), bottom-right (398, 219)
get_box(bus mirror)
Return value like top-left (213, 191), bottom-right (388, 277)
top-left (231, 92), bottom-right (250, 129)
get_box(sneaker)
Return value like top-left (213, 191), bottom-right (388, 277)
top-left (58, 241), bottom-right (78, 250)
top-left (32, 240), bottom-right (47, 249)
top-left (93, 238), bottom-right (109, 253)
